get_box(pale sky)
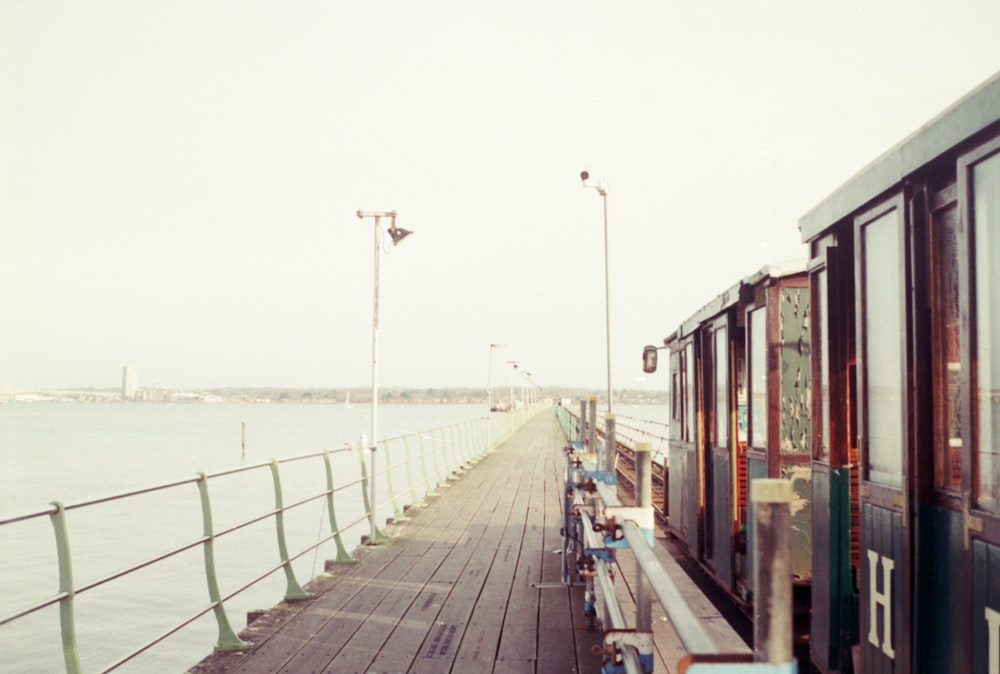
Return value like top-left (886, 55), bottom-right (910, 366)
top-left (3, 1), bottom-right (1000, 392)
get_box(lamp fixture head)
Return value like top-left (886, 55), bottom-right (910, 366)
top-left (388, 225), bottom-right (412, 245)
top-left (580, 170), bottom-right (607, 196)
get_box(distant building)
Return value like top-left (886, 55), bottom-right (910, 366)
top-left (122, 366), bottom-right (136, 400)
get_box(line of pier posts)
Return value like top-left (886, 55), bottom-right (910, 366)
top-left (561, 398), bottom-right (797, 674)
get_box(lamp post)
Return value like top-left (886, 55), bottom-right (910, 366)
top-left (487, 343), bottom-right (504, 447)
top-left (356, 209), bottom-right (412, 545)
top-left (506, 359), bottom-right (519, 431)
top-left (580, 170), bottom-right (613, 414)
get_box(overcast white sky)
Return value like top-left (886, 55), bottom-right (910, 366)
top-left (3, 1), bottom-right (1000, 393)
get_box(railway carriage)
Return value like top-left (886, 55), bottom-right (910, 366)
top-left (654, 70), bottom-right (1000, 673)
top-left (801, 71), bottom-right (1000, 673)
top-left (663, 263), bottom-right (812, 611)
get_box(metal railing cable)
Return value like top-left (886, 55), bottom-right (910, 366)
top-left (0, 406), bottom-right (542, 674)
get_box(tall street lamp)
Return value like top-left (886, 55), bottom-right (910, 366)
top-left (487, 343), bottom-right (504, 447)
top-left (580, 170), bottom-right (613, 414)
top-left (356, 209), bottom-right (412, 545)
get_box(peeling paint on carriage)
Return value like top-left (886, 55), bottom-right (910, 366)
top-left (779, 287), bottom-right (811, 456)
top-left (782, 464), bottom-right (813, 583)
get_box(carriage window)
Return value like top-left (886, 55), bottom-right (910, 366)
top-left (932, 199), bottom-right (962, 493)
top-left (862, 208), bottom-right (904, 488)
top-left (686, 342), bottom-right (696, 443)
top-left (815, 270), bottom-right (831, 463)
top-left (750, 308), bottom-right (767, 449)
top-left (780, 287), bottom-right (811, 453)
top-left (715, 327), bottom-right (729, 447)
top-left (974, 150), bottom-right (1000, 512)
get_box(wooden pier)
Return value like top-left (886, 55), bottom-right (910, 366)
top-left (188, 410), bottom-right (749, 674)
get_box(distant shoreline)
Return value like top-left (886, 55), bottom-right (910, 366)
top-left (0, 386), bottom-right (666, 406)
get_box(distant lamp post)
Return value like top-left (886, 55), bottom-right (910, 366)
top-left (506, 359), bottom-right (519, 431)
top-left (580, 170), bottom-right (613, 414)
top-left (356, 209), bottom-right (412, 545)
top-left (487, 343), bottom-right (505, 442)
top-left (506, 360), bottom-right (519, 410)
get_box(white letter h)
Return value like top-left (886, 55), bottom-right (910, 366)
top-left (867, 550), bottom-right (896, 659)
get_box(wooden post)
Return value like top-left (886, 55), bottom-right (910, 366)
top-left (751, 478), bottom-right (794, 664)
top-left (604, 413), bottom-right (617, 474)
top-left (635, 441), bottom-right (652, 633)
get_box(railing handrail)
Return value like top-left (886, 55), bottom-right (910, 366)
top-left (556, 402), bottom-right (795, 672)
top-left (0, 405), bottom-right (544, 673)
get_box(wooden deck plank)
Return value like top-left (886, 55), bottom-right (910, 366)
top-left (494, 445), bottom-right (548, 666)
top-left (294, 459), bottom-right (503, 673)
top-left (347, 422), bottom-right (534, 674)
top-left (228, 448), bottom-right (499, 674)
top-left (407, 456), bottom-right (525, 673)
top-left (452, 444), bottom-right (539, 671)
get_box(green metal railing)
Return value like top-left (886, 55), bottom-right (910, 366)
top-left (0, 406), bottom-right (539, 673)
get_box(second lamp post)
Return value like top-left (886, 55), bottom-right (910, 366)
top-left (580, 170), bottom-right (613, 414)
top-left (356, 209), bottom-right (412, 545)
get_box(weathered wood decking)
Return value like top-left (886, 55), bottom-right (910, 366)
top-left (189, 410), bottom-right (750, 674)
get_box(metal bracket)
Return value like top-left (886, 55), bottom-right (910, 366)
top-left (599, 629), bottom-right (654, 674)
top-left (602, 506), bottom-right (655, 547)
top-left (603, 506), bottom-right (654, 531)
top-left (586, 470), bottom-right (617, 486)
top-left (585, 547), bottom-right (615, 564)
top-left (604, 629), bottom-right (653, 653)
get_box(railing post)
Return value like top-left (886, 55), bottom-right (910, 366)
top-left (269, 461), bottom-right (312, 600)
top-left (449, 425), bottom-right (465, 474)
top-left (402, 435), bottom-right (423, 509)
top-left (418, 431), bottom-right (438, 496)
top-left (579, 399), bottom-right (587, 446)
top-left (322, 448), bottom-right (356, 563)
top-left (49, 501), bottom-right (83, 674)
top-left (436, 427), bottom-right (452, 484)
top-left (195, 475), bottom-right (251, 652)
top-left (635, 442), bottom-right (654, 667)
top-left (604, 413), bottom-right (617, 474)
top-left (357, 440), bottom-right (385, 543)
top-left (751, 478), bottom-right (794, 665)
top-left (382, 439), bottom-right (407, 523)
top-left (458, 421), bottom-right (469, 465)
top-left (464, 420), bottom-right (478, 464)
top-left (562, 446), bottom-right (585, 587)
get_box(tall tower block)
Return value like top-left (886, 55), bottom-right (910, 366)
top-left (122, 366), bottom-right (136, 400)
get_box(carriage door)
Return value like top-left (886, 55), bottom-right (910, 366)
top-left (668, 337), bottom-right (700, 551)
top-left (703, 314), bottom-right (734, 586)
top-left (856, 195), bottom-right (912, 673)
top-left (961, 137), bottom-right (1000, 674)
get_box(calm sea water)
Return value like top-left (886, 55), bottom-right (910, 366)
top-left (0, 401), bottom-right (665, 673)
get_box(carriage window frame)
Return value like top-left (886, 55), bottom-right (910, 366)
top-left (928, 185), bottom-right (963, 496)
top-left (685, 341), bottom-right (696, 443)
top-left (961, 138), bottom-right (1000, 514)
top-left (749, 306), bottom-right (768, 450)
top-left (812, 265), bottom-right (831, 463)
top-left (856, 198), bottom-right (906, 489)
top-left (714, 325), bottom-right (730, 448)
